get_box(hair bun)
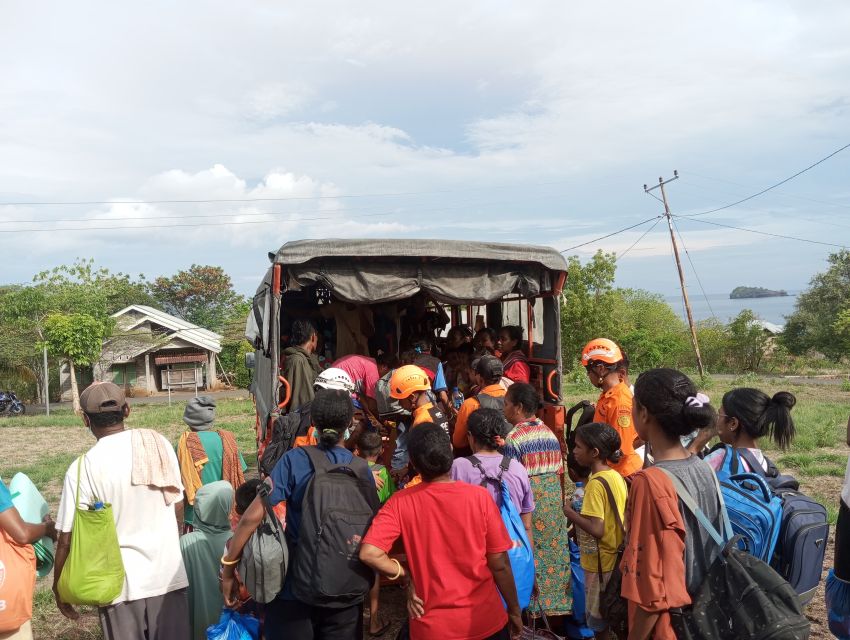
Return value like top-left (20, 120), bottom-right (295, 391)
top-left (771, 391), bottom-right (796, 410)
top-left (609, 449), bottom-right (623, 464)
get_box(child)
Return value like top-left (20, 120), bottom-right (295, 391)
top-left (624, 368), bottom-right (722, 640)
top-left (356, 430), bottom-right (395, 636)
top-left (562, 423), bottom-right (628, 640)
top-left (703, 387), bottom-right (796, 473)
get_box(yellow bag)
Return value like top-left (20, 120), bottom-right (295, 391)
top-left (56, 457), bottom-right (125, 606)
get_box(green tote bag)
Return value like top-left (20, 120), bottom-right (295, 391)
top-left (57, 456), bottom-right (126, 606)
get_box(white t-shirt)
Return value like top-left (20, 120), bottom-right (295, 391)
top-left (56, 430), bottom-right (189, 604)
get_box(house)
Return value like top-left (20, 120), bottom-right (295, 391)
top-left (59, 305), bottom-right (222, 400)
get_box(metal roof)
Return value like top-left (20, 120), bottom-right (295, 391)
top-left (270, 239), bottom-right (568, 273)
top-left (111, 305), bottom-right (222, 353)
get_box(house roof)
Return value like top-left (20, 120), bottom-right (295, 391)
top-left (111, 305), bottom-right (222, 353)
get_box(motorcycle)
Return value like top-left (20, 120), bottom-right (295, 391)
top-left (0, 390), bottom-right (25, 416)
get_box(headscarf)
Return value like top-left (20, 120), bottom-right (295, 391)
top-left (179, 480), bottom-right (234, 640)
top-left (184, 395), bottom-right (216, 431)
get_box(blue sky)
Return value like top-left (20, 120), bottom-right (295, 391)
top-left (1, 1), bottom-right (848, 297)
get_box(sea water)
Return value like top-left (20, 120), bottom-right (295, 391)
top-left (665, 292), bottom-right (799, 326)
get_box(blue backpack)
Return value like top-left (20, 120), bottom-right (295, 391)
top-left (466, 455), bottom-right (535, 610)
top-left (712, 445), bottom-right (783, 562)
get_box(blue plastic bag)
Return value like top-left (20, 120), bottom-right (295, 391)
top-left (499, 476), bottom-right (535, 610)
top-left (206, 609), bottom-right (260, 640)
top-left (563, 539), bottom-right (594, 640)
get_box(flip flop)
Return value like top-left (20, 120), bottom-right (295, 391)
top-left (368, 619), bottom-right (392, 637)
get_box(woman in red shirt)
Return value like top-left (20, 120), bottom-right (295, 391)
top-left (360, 423), bottom-right (523, 640)
top-left (498, 326), bottom-right (530, 384)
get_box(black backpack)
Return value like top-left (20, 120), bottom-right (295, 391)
top-left (724, 446), bottom-right (829, 604)
top-left (259, 402), bottom-right (312, 476)
top-left (658, 468), bottom-right (811, 640)
top-left (289, 446), bottom-right (380, 608)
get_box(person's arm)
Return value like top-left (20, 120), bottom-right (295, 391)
top-left (0, 508), bottom-right (56, 545)
top-left (487, 552), bottom-right (523, 638)
top-left (52, 532), bottom-right (79, 620)
top-left (220, 495), bottom-right (265, 606)
top-left (562, 504), bottom-right (605, 540)
top-left (452, 400), bottom-right (475, 450)
top-left (628, 607), bottom-right (660, 640)
top-left (360, 543), bottom-right (405, 579)
top-left (687, 424), bottom-right (718, 456)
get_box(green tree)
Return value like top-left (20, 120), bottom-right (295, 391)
top-left (613, 289), bottom-right (690, 370)
top-left (43, 313), bottom-right (112, 414)
top-left (727, 309), bottom-right (770, 372)
top-left (560, 251), bottom-right (619, 368)
top-left (150, 265), bottom-right (243, 331)
top-left (783, 249), bottom-right (850, 359)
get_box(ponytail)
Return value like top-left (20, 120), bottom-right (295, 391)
top-left (721, 388), bottom-right (796, 450)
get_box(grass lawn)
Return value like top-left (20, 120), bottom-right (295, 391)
top-left (3, 377), bottom-right (847, 639)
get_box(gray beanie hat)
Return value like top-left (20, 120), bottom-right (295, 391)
top-left (184, 395), bottom-right (216, 431)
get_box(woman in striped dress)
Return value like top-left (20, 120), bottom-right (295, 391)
top-left (503, 382), bottom-right (572, 620)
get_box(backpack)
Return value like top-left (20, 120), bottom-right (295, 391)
top-left (593, 475), bottom-right (629, 639)
top-left (657, 468), bottom-right (811, 640)
top-left (466, 454), bottom-right (535, 610)
top-left (714, 445), bottom-right (829, 603)
top-left (290, 446), bottom-right (380, 608)
top-left (712, 445), bottom-right (783, 562)
top-left (259, 402), bottom-right (312, 476)
top-left (476, 392), bottom-right (513, 434)
top-left (238, 481), bottom-right (288, 603)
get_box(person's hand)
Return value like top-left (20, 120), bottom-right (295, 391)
top-left (220, 567), bottom-right (240, 608)
top-left (52, 584), bottom-right (79, 620)
top-left (42, 515), bottom-right (57, 542)
top-left (372, 470), bottom-right (386, 491)
top-left (563, 501), bottom-right (578, 521)
top-left (406, 580), bottom-right (425, 619)
top-left (508, 609), bottom-right (523, 639)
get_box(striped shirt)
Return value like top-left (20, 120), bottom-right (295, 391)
top-left (503, 418), bottom-right (563, 477)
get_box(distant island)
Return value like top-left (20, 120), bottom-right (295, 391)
top-left (730, 286), bottom-right (789, 299)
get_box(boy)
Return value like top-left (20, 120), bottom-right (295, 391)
top-left (356, 430), bottom-right (395, 637)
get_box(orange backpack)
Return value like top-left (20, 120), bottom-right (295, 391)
top-left (0, 529), bottom-right (36, 632)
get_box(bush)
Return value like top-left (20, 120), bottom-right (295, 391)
top-left (218, 340), bottom-right (253, 389)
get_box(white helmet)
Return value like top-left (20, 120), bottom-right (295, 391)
top-left (314, 368), bottom-right (355, 393)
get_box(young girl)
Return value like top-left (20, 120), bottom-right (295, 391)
top-left (562, 423), bottom-right (628, 640)
top-left (703, 387), bottom-right (796, 473)
top-left (623, 368), bottom-right (722, 640)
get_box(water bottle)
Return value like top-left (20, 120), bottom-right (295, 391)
top-left (452, 387), bottom-right (464, 410)
top-left (92, 500), bottom-right (104, 511)
top-left (572, 482), bottom-right (585, 512)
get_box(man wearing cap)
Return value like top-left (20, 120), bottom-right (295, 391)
top-left (176, 396), bottom-right (247, 531)
top-left (52, 382), bottom-right (190, 640)
top-left (452, 355), bottom-right (508, 454)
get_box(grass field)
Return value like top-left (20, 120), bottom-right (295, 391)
top-left (3, 376), bottom-right (847, 638)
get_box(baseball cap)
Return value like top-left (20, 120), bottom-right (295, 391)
top-left (475, 354), bottom-right (504, 380)
top-left (80, 382), bottom-right (127, 415)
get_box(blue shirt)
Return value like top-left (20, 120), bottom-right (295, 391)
top-left (0, 481), bottom-right (14, 513)
top-left (268, 444), bottom-right (375, 601)
top-left (434, 362), bottom-right (447, 393)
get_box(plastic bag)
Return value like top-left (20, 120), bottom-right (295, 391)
top-left (206, 609), bottom-right (260, 640)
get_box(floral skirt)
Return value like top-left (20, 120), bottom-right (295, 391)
top-left (529, 473), bottom-right (572, 616)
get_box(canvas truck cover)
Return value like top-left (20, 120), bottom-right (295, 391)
top-left (246, 239), bottom-right (567, 431)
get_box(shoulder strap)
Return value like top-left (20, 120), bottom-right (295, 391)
top-left (736, 448), bottom-right (772, 478)
top-left (74, 455), bottom-right (83, 510)
top-left (303, 445), bottom-right (332, 473)
top-left (466, 455), bottom-right (504, 487)
top-left (655, 467), bottom-right (732, 546)
top-left (593, 475), bottom-right (625, 536)
top-left (499, 455), bottom-right (511, 474)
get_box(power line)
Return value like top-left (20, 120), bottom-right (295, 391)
top-left (0, 177), bottom-right (586, 208)
top-left (671, 218), bottom-right (717, 320)
top-left (560, 216), bottom-right (662, 253)
top-left (618, 217), bottom-right (662, 259)
top-left (672, 215), bottom-right (848, 248)
top-left (678, 141), bottom-right (850, 218)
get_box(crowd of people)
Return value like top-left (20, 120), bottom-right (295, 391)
top-left (0, 306), bottom-right (839, 640)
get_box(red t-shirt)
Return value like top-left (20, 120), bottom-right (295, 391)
top-left (332, 354), bottom-right (380, 399)
top-left (363, 481), bottom-right (513, 640)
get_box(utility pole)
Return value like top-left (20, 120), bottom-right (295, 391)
top-left (644, 171), bottom-right (705, 377)
top-left (43, 345), bottom-right (50, 416)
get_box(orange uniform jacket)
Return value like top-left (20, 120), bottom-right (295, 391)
top-left (593, 382), bottom-right (642, 477)
top-left (620, 467), bottom-right (690, 639)
top-left (452, 384), bottom-right (506, 450)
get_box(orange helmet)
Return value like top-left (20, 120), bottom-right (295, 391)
top-left (389, 365), bottom-right (431, 399)
top-left (581, 338), bottom-right (624, 365)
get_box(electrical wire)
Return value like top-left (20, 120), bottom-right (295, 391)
top-left (678, 141), bottom-right (850, 218)
top-left (672, 215), bottom-right (848, 249)
top-left (618, 217), bottom-right (662, 259)
top-left (671, 218), bottom-right (718, 320)
top-left (560, 216), bottom-right (662, 253)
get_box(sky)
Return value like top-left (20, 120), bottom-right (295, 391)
top-left (1, 1), bottom-right (849, 298)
